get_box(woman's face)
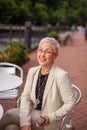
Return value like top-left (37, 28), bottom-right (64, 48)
top-left (37, 42), bottom-right (58, 68)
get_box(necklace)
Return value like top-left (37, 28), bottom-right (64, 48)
top-left (35, 71), bottom-right (49, 108)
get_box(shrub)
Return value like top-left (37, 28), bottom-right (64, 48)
top-left (0, 41), bottom-right (29, 66)
top-left (47, 31), bottom-right (59, 40)
top-left (0, 51), bottom-right (3, 61)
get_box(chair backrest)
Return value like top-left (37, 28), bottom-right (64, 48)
top-left (60, 84), bottom-right (82, 130)
top-left (0, 62), bottom-right (23, 103)
top-left (0, 104), bottom-right (3, 119)
top-left (0, 62), bottom-right (23, 79)
top-left (72, 84), bottom-right (81, 105)
top-left (0, 67), bottom-right (16, 74)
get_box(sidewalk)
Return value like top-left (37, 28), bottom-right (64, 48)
top-left (56, 32), bottom-right (87, 130)
top-left (22, 32), bottom-right (87, 130)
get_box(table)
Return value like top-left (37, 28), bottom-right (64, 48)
top-left (0, 73), bottom-right (23, 91)
top-left (0, 104), bottom-right (3, 119)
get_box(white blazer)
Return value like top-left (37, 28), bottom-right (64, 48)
top-left (20, 64), bottom-right (76, 130)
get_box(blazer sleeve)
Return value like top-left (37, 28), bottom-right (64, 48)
top-left (19, 68), bottom-right (34, 127)
top-left (47, 72), bottom-right (76, 123)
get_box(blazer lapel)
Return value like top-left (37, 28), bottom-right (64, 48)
top-left (42, 64), bottom-right (56, 108)
top-left (31, 67), bottom-right (41, 104)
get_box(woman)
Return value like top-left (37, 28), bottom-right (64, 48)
top-left (0, 37), bottom-right (76, 130)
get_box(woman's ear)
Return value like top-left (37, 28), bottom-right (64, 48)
top-left (54, 53), bottom-right (58, 58)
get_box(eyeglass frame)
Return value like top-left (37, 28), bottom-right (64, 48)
top-left (37, 48), bottom-right (57, 55)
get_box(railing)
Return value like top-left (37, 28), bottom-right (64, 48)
top-left (0, 22), bottom-right (70, 51)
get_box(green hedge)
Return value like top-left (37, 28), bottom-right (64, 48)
top-left (0, 41), bottom-right (29, 65)
top-left (47, 31), bottom-right (59, 40)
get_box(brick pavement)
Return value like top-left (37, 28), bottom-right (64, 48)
top-left (22, 32), bottom-right (87, 130)
top-left (55, 32), bottom-right (87, 130)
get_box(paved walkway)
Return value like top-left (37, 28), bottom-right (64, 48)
top-left (22, 32), bottom-right (87, 130)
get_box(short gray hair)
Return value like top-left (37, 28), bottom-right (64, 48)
top-left (39, 37), bottom-right (60, 53)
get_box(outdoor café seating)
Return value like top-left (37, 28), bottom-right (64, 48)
top-left (16, 83), bottom-right (81, 130)
top-left (60, 84), bottom-right (81, 130)
top-left (0, 62), bottom-right (23, 109)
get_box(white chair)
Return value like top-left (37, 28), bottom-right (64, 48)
top-left (60, 84), bottom-right (82, 130)
top-left (0, 62), bottom-right (23, 107)
top-left (0, 104), bottom-right (3, 119)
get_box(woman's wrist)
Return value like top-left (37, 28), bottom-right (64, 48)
top-left (44, 115), bottom-right (50, 124)
top-left (21, 125), bottom-right (31, 130)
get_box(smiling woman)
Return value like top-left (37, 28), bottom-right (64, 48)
top-left (0, 37), bottom-right (76, 130)
top-left (39, 37), bottom-right (60, 53)
top-left (37, 38), bottom-right (59, 74)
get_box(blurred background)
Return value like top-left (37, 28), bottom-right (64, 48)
top-left (0, 0), bottom-right (87, 26)
top-left (0, 0), bottom-right (87, 65)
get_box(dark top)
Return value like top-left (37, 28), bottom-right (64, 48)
top-left (35, 71), bottom-right (49, 110)
top-left (85, 27), bottom-right (87, 35)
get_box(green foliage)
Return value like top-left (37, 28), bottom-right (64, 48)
top-left (0, 51), bottom-right (3, 61)
top-left (0, 0), bottom-right (32, 25)
top-left (33, 3), bottom-right (49, 25)
top-left (57, 8), bottom-right (67, 25)
top-left (0, 0), bottom-right (87, 26)
top-left (0, 0), bottom-right (16, 24)
top-left (0, 41), bottom-right (29, 65)
top-left (47, 31), bottom-right (59, 40)
top-left (49, 10), bottom-right (59, 25)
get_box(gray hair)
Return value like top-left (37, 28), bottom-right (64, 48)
top-left (39, 37), bottom-right (60, 53)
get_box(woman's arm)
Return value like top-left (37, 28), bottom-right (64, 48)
top-left (47, 72), bottom-right (76, 123)
top-left (19, 69), bottom-right (34, 127)
top-left (21, 125), bottom-right (31, 130)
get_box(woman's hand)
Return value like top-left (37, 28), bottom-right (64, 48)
top-left (36, 115), bottom-right (49, 128)
top-left (21, 125), bottom-right (31, 130)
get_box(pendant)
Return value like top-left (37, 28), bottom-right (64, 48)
top-left (36, 98), bottom-right (40, 106)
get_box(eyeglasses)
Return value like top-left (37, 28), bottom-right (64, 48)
top-left (37, 48), bottom-right (56, 55)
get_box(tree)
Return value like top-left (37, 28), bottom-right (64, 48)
top-left (11, 1), bottom-right (32, 25)
top-left (0, 0), bottom-right (32, 25)
top-left (0, 0), bottom-right (87, 26)
top-left (0, 0), bottom-right (16, 24)
top-left (33, 3), bottom-right (49, 25)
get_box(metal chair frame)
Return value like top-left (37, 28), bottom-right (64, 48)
top-left (0, 62), bottom-right (23, 78)
top-left (60, 84), bottom-right (82, 130)
top-left (0, 62), bottom-right (23, 107)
